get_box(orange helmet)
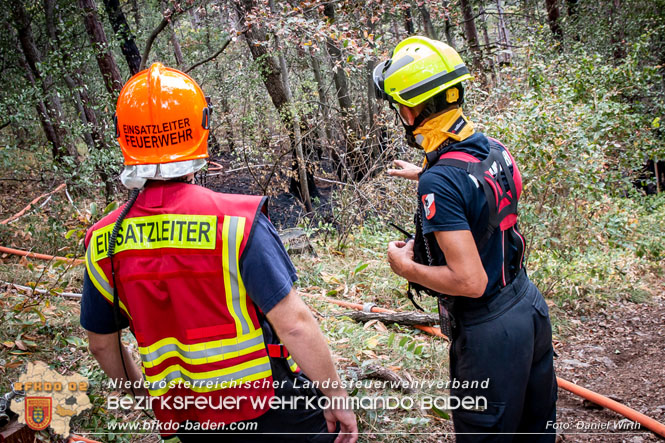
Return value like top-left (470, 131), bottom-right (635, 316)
top-left (114, 63), bottom-right (210, 188)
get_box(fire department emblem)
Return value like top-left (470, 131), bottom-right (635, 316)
top-left (422, 193), bottom-right (436, 220)
top-left (25, 397), bottom-right (52, 431)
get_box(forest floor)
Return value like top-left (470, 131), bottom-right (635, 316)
top-left (0, 175), bottom-right (664, 442)
top-left (553, 274), bottom-right (665, 442)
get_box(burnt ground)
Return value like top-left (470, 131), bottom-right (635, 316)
top-left (1, 165), bottom-right (665, 441)
top-left (202, 152), bottom-right (335, 230)
top-left (553, 277), bottom-right (665, 442)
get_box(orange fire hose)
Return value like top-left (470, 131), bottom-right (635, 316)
top-left (302, 292), bottom-right (665, 437)
top-left (556, 378), bottom-right (665, 437)
top-left (0, 246), bottom-right (84, 266)
top-left (68, 435), bottom-right (101, 443)
top-left (208, 161), bottom-right (223, 172)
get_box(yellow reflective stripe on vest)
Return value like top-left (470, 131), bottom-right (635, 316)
top-left (222, 216), bottom-right (254, 336)
top-left (85, 242), bottom-right (132, 319)
top-left (146, 356), bottom-right (272, 396)
top-left (89, 214), bottom-right (217, 263)
top-left (139, 329), bottom-right (265, 368)
top-left (287, 355), bottom-right (298, 373)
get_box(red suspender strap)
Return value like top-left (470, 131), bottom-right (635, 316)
top-left (439, 151), bottom-right (480, 163)
top-left (267, 344), bottom-right (289, 358)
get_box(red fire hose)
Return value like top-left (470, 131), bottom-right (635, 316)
top-left (301, 292), bottom-right (665, 438)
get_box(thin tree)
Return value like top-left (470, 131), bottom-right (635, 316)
top-left (78, 0), bottom-right (123, 94)
top-left (496, 0), bottom-right (512, 66)
top-left (545, 0), bottom-right (563, 43)
top-left (419, 2), bottom-right (438, 39)
top-left (233, 0), bottom-right (313, 211)
top-left (10, 1), bottom-right (73, 161)
top-left (460, 0), bottom-right (484, 76)
top-left (102, 0), bottom-right (142, 75)
top-left (323, 3), bottom-right (366, 180)
top-left (442, 0), bottom-right (456, 49)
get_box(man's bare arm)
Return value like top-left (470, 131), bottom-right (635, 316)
top-left (87, 330), bottom-right (147, 397)
top-left (266, 289), bottom-right (358, 443)
top-left (387, 230), bottom-right (487, 298)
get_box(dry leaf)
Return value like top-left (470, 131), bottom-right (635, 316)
top-left (15, 340), bottom-right (27, 351)
top-left (363, 319), bottom-right (378, 330)
top-left (2, 341), bottom-right (15, 349)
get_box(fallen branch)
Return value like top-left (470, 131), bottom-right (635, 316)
top-left (0, 246), bottom-right (84, 266)
top-left (339, 310), bottom-right (439, 327)
top-left (1, 280), bottom-right (82, 299)
top-left (1, 183), bottom-right (66, 225)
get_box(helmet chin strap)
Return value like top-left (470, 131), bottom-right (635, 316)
top-left (392, 98), bottom-right (444, 150)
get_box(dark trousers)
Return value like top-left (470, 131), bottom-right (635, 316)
top-left (449, 270), bottom-right (557, 442)
top-left (175, 352), bottom-right (336, 442)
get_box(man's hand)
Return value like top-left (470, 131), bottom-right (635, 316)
top-left (267, 290), bottom-right (358, 441)
top-left (387, 240), bottom-right (415, 278)
top-left (324, 406), bottom-right (358, 443)
top-left (387, 160), bottom-right (421, 181)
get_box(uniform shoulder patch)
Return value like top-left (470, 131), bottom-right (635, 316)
top-left (422, 193), bottom-right (436, 220)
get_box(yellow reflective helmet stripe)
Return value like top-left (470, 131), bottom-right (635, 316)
top-left (379, 36), bottom-right (473, 107)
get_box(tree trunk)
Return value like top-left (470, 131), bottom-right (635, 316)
top-left (78, 0), bottom-right (123, 94)
top-left (403, 4), bottom-right (414, 35)
top-left (43, 0), bottom-right (94, 153)
top-left (545, 0), bottom-right (563, 43)
top-left (324, 3), bottom-right (365, 180)
top-left (234, 0), bottom-right (288, 111)
top-left (130, 0), bottom-right (140, 27)
top-left (160, 0), bottom-right (184, 68)
top-left (609, 0), bottom-right (626, 60)
top-left (479, 8), bottom-right (496, 84)
top-left (216, 94), bottom-right (236, 152)
top-left (234, 0), bottom-right (314, 210)
top-left (496, 0), bottom-right (512, 66)
top-left (566, 0), bottom-right (578, 17)
top-left (310, 50), bottom-right (334, 144)
top-left (10, 1), bottom-right (71, 161)
top-left (102, 0), bottom-right (142, 75)
top-left (169, 23), bottom-right (184, 68)
top-left (419, 3), bottom-right (438, 39)
top-left (460, 0), bottom-right (484, 76)
top-left (442, 0), bottom-right (456, 49)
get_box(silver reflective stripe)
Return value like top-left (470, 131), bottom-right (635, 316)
top-left (227, 216), bottom-right (250, 335)
top-left (140, 334), bottom-right (264, 364)
top-left (148, 360), bottom-right (272, 391)
top-left (85, 244), bottom-right (113, 296)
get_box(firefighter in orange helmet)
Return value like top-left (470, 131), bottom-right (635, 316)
top-left (81, 63), bottom-right (358, 442)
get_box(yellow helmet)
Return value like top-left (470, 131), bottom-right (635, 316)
top-left (373, 36), bottom-right (472, 107)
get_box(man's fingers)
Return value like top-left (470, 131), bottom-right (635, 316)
top-left (388, 240), bottom-right (407, 249)
top-left (336, 423), bottom-right (358, 443)
top-left (387, 168), bottom-right (408, 177)
top-left (327, 419), bottom-right (336, 434)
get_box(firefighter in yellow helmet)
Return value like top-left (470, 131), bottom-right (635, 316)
top-left (81, 63), bottom-right (358, 442)
top-left (375, 37), bottom-right (557, 441)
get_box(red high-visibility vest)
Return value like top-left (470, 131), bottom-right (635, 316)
top-left (84, 182), bottom-right (296, 430)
